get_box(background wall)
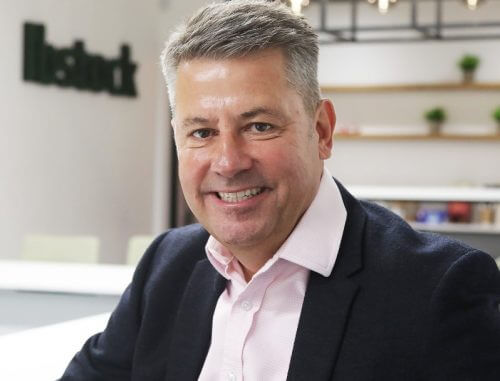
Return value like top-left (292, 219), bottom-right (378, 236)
top-left (302, 1), bottom-right (500, 186)
top-left (2, 0), bottom-right (499, 263)
top-left (0, 0), bottom-right (207, 263)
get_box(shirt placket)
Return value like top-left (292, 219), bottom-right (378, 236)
top-left (219, 270), bottom-right (276, 381)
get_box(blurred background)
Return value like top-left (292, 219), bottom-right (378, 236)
top-left (1, 0), bottom-right (499, 379)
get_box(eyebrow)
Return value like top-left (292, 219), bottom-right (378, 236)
top-left (240, 107), bottom-right (283, 121)
top-left (179, 106), bottom-right (284, 130)
top-left (180, 116), bottom-right (212, 130)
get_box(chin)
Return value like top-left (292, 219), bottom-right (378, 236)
top-left (212, 222), bottom-right (270, 248)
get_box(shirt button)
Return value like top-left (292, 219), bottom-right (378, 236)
top-left (227, 371), bottom-right (236, 381)
top-left (241, 300), bottom-right (252, 311)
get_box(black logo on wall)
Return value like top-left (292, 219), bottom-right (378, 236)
top-left (23, 22), bottom-right (138, 97)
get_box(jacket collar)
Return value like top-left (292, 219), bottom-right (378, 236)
top-left (286, 181), bottom-right (366, 380)
top-left (164, 259), bottom-right (226, 381)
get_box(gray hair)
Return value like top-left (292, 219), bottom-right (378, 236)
top-left (160, 0), bottom-right (320, 116)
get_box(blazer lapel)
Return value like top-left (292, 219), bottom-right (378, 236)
top-left (164, 259), bottom-right (226, 381)
top-left (287, 182), bottom-right (366, 381)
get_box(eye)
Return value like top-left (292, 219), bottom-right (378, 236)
top-left (191, 128), bottom-right (212, 139)
top-left (250, 123), bottom-right (273, 133)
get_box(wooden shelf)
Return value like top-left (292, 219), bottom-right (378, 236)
top-left (334, 134), bottom-right (500, 141)
top-left (321, 82), bottom-right (500, 93)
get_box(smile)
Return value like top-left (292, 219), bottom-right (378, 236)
top-left (217, 187), bottom-right (264, 203)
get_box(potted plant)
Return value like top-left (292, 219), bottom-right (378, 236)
top-left (458, 54), bottom-right (480, 83)
top-left (493, 106), bottom-right (500, 134)
top-left (424, 107), bottom-right (447, 135)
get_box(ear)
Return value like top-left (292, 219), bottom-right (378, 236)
top-left (314, 99), bottom-right (336, 160)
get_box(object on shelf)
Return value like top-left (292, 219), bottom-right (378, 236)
top-left (494, 204), bottom-right (500, 227)
top-left (424, 107), bottom-right (447, 135)
top-left (458, 54), bottom-right (480, 83)
top-left (448, 202), bottom-right (472, 223)
top-left (493, 106), bottom-right (500, 134)
top-left (350, 185), bottom-right (500, 234)
top-left (379, 201), bottom-right (414, 220)
top-left (474, 203), bottom-right (496, 225)
top-left (335, 121), bottom-right (360, 136)
top-left (415, 203), bottom-right (448, 224)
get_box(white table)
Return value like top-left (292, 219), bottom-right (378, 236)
top-left (0, 313), bottom-right (111, 381)
top-left (0, 261), bottom-right (136, 379)
top-left (0, 260), bottom-right (134, 334)
top-left (0, 260), bottom-right (135, 295)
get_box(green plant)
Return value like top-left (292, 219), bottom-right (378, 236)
top-left (424, 107), bottom-right (447, 124)
top-left (458, 54), bottom-right (480, 72)
top-left (493, 106), bottom-right (500, 123)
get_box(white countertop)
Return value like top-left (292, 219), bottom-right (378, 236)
top-left (348, 185), bottom-right (500, 202)
top-left (0, 313), bottom-right (110, 381)
top-left (0, 260), bottom-right (135, 295)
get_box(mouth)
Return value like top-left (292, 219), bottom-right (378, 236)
top-left (215, 187), bottom-right (265, 203)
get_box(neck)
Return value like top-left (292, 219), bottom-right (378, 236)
top-left (229, 244), bottom-right (278, 282)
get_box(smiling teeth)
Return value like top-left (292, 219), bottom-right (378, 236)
top-left (218, 188), bottom-right (263, 203)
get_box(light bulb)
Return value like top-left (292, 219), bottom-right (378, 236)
top-left (367, 0), bottom-right (399, 14)
top-left (464, 0), bottom-right (483, 11)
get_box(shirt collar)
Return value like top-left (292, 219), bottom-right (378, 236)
top-left (205, 167), bottom-right (347, 278)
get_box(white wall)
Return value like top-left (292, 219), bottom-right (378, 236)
top-left (0, 0), bottom-right (208, 263)
top-left (3, 0), bottom-right (498, 262)
top-left (303, 1), bottom-right (500, 186)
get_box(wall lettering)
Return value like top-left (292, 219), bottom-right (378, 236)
top-left (23, 22), bottom-right (138, 97)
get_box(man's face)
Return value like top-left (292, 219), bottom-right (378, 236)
top-left (173, 49), bottom-right (334, 254)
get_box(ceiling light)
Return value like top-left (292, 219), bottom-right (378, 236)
top-left (463, 0), bottom-right (484, 11)
top-left (367, 0), bottom-right (399, 14)
top-left (289, 0), bottom-right (310, 15)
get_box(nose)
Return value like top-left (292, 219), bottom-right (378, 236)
top-left (211, 133), bottom-right (252, 178)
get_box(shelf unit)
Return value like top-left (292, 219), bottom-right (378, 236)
top-left (326, 83), bottom-right (500, 256)
top-left (348, 185), bottom-right (500, 236)
top-left (321, 82), bottom-right (500, 93)
top-left (348, 185), bottom-right (500, 203)
top-left (322, 81), bottom-right (500, 139)
top-left (334, 134), bottom-right (500, 141)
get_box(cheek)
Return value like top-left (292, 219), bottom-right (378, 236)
top-left (254, 143), bottom-right (307, 184)
top-left (177, 150), bottom-right (208, 193)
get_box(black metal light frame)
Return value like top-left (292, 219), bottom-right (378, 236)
top-left (311, 0), bottom-right (500, 43)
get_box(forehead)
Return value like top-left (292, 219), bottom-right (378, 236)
top-left (177, 48), bottom-right (288, 82)
top-left (174, 49), bottom-right (297, 115)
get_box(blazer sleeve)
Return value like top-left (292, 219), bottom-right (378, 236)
top-left (427, 250), bottom-right (500, 380)
top-left (59, 232), bottom-right (168, 381)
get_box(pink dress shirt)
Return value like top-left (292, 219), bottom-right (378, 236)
top-left (198, 168), bottom-right (347, 381)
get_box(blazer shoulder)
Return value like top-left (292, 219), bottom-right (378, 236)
top-left (359, 199), bottom-right (486, 283)
top-left (132, 224), bottom-right (210, 292)
top-left (154, 223), bottom-right (210, 264)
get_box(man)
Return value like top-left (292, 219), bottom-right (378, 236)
top-left (62, 1), bottom-right (500, 380)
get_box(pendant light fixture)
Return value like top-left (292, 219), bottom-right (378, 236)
top-left (289, 0), bottom-right (310, 15)
top-left (367, 0), bottom-right (399, 14)
top-left (463, 0), bottom-right (484, 11)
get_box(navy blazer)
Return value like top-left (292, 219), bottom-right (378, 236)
top-left (61, 183), bottom-right (500, 380)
